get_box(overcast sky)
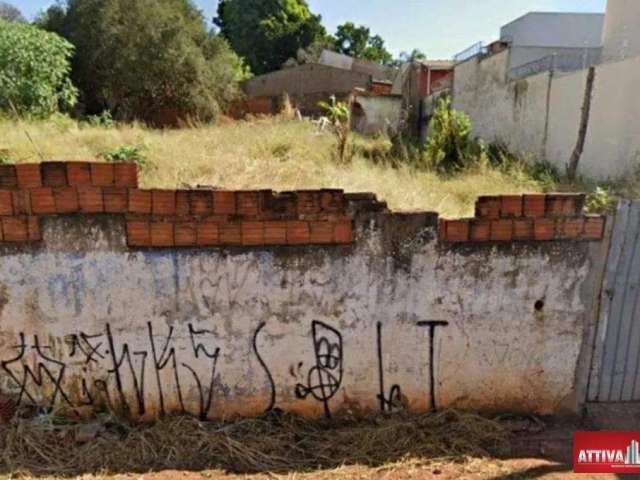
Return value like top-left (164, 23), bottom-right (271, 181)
top-left (16, 0), bottom-right (607, 59)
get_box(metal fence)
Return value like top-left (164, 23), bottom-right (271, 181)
top-left (453, 42), bottom-right (488, 64)
top-left (509, 49), bottom-right (602, 80)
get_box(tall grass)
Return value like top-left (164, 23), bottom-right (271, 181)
top-left (0, 115), bottom-right (547, 217)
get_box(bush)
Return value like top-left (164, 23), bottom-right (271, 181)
top-left (423, 98), bottom-right (479, 172)
top-left (39, 0), bottom-right (248, 126)
top-left (0, 20), bottom-right (77, 116)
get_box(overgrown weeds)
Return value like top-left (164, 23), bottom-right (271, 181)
top-left (0, 409), bottom-right (509, 477)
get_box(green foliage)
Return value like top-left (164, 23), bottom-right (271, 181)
top-left (334, 22), bottom-right (393, 65)
top-left (586, 186), bottom-right (616, 214)
top-left (319, 96), bottom-right (351, 162)
top-left (392, 49), bottom-right (427, 67)
top-left (100, 144), bottom-right (150, 169)
top-left (0, 149), bottom-right (10, 164)
top-left (86, 111), bottom-right (114, 128)
top-left (0, 2), bottom-right (23, 22)
top-left (424, 98), bottom-right (477, 172)
top-left (39, 0), bottom-right (249, 125)
top-left (0, 20), bottom-right (77, 116)
top-left (215, 0), bottom-right (325, 75)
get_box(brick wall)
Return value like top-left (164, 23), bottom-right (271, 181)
top-left (439, 194), bottom-right (606, 243)
top-left (0, 162), bottom-right (354, 247)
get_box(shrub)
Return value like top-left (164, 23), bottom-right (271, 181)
top-left (423, 97), bottom-right (477, 172)
top-left (39, 0), bottom-right (248, 126)
top-left (318, 96), bottom-right (351, 162)
top-left (100, 145), bottom-right (150, 169)
top-left (586, 187), bottom-right (616, 214)
top-left (0, 20), bottom-right (77, 116)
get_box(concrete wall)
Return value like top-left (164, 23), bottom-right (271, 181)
top-left (580, 55), bottom-right (640, 178)
top-left (602, 0), bottom-right (640, 63)
top-left (0, 163), bottom-right (606, 420)
top-left (453, 44), bottom-right (640, 179)
top-left (352, 95), bottom-right (403, 136)
top-left (0, 212), bottom-right (599, 421)
top-left (452, 50), bottom-right (550, 159)
top-left (509, 46), bottom-right (601, 71)
top-left (501, 12), bottom-right (604, 49)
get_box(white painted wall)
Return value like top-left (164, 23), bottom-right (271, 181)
top-left (0, 215), bottom-right (596, 420)
top-left (602, 0), bottom-right (640, 63)
top-left (580, 55), bottom-right (640, 178)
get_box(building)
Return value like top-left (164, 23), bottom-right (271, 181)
top-left (501, 12), bottom-right (604, 71)
top-left (601, 0), bottom-right (640, 63)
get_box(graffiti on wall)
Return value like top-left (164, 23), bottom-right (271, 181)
top-left (0, 319), bottom-right (449, 419)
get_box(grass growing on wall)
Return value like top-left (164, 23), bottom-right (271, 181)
top-left (0, 115), bottom-right (552, 218)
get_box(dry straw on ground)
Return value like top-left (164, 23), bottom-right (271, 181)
top-left (0, 410), bottom-right (509, 478)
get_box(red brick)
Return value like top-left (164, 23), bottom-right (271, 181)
top-left (500, 195), bottom-right (523, 218)
top-left (66, 163), bottom-right (92, 186)
top-left (546, 194), bottom-right (586, 217)
top-left (287, 221), bottom-right (310, 245)
top-left (53, 187), bottom-right (79, 213)
top-left (41, 162), bottom-right (68, 187)
top-left (190, 191), bottom-right (213, 217)
top-left (320, 190), bottom-right (345, 213)
top-left (475, 196), bottom-right (501, 219)
top-left (197, 222), bottom-right (219, 246)
top-left (445, 220), bottom-right (470, 242)
top-left (470, 219), bottom-right (491, 241)
top-left (309, 221), bottom-right (333, 244)
top-left (77, 185), bottom-right (104, 213)
top-left (0, 190), bottom-right (13, 216)
top-left (104, 187), bottom-right (128, 213)
top-left (127, 221), bottom-right (150, 247)
top-left (513, 219), bottom-right (534, 241)
top-left (0, 165), bottom-right (17, 189)
top-left (558, 218), bottom-right (585, 239)
top-left (242, 221), bottom-right (265, 246)
top-left (16, 164), bottom-right (42, 188)
top-left (114, 163), bottom-right (138, 188)
top-left (128, 189), bottom-right (152, 214)
top-left (237, 192), bottom-right (259, 216)
top-left (2, 216), bottom-right (27, 242)
top-left (333, 221), bottom-right (353, 244)
top-left (11, 190), bottom-right (31, 215)
top-left (152, 190), bottom-right (176, 215)
top-left (220, 222), bottom-right (242, 245)
top-left (491, 219), bottom-right (513, 242)
top-left (213, 191), bottom-right (236, 215)
top-left (175, 191), bottom-right (190, 217)
top-left (27, 216), bottom-right (40, 241)
top-left (298, 191), bottom-right (322, 215)
top-left (524, 194), bottom-right (546, 218)
top-left (264, 221), bottom-right (287, 244)
top-left (175, 222), bottom-right (197, 246)
top-left (30, 187), bottom-right (56, 214)
top-left (264, 192), bottom-right (297, 219)
top-left (151, 222), bottom-right (174, 247)
top-left (438, 218), bottom-right (446, 242)
top-left (91, 163), bottom-right (115, 186)
top-left (534, 218), bottom-right (556, 241)
top-left (584, 216), bottom-right (605, 240)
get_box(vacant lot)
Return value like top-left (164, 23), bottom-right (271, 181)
top-left (0, 116), bottom-right (549, 218)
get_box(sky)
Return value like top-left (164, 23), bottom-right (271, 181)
top-left (15, 0), bottom-right (607, 59)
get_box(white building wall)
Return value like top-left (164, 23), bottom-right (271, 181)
top-left (501, 12), bottom-right (604, 48)
top-left (602, 0), bottom-right (640, 63)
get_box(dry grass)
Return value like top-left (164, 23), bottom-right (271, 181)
top-left (0, 409), bottom-right (510, 479)
top-left (0, 115), bottom-right (545, 218)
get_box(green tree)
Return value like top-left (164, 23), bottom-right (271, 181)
top-left (214, 0), bottom-right (325, 75)
top-left (39, 0), bottom-right (248, 125)
top-left (334, 22), bottom-right (392, 65)
top-left (0, 2), bottom-right (23, 22)
top-left (0, 20), bottom-right (77, 116)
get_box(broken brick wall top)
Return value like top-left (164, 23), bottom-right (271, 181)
top-left (0, 160), bottom-right (608, 419)
top-left (0, 162), bottom-right (605, 248)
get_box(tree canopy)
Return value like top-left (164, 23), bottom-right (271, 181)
top-left (39, 0), bottom-right (248, 125)
top-left (214, 0), bottom-right (325, 75)
top-left (0, 20), bottom-right (77, 115)
top-left (0, 2), bottom-right (23, 22)
top-left (333, 22), bottom-right (393, 65)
